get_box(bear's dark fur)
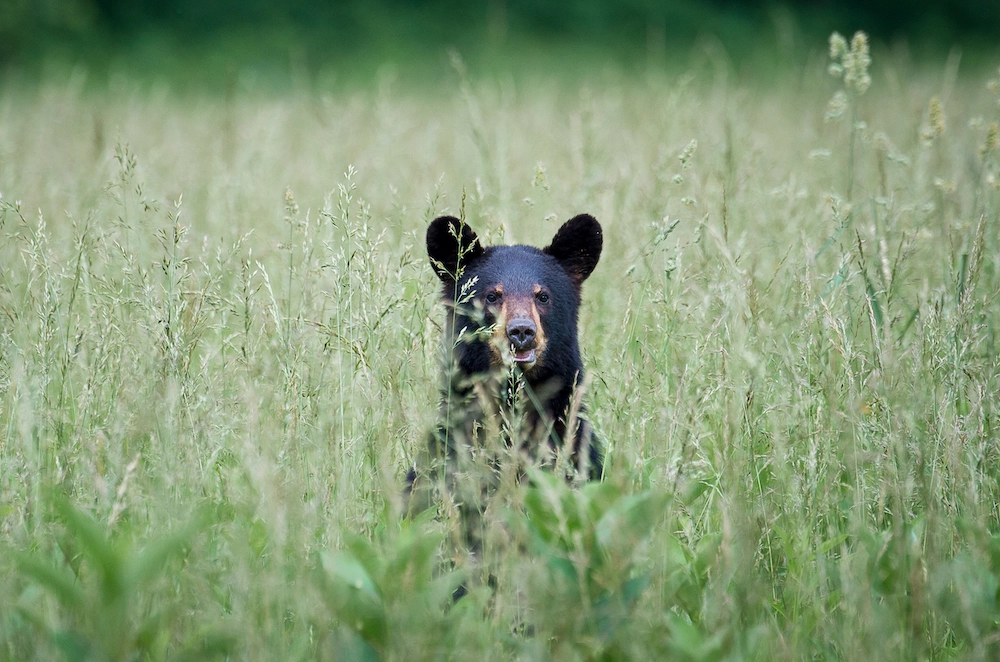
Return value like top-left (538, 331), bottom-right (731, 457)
top-left (408, 214), bottom-right (604, 512)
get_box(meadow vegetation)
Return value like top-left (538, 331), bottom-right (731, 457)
top-left (2, 37), bottom-right (1000, 659)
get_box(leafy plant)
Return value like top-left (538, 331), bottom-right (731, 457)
top-left (13, 497), bottom-right (225, 662)
top-left (514, 472), bottom-right (670, 659)
top-left (314, 519), bottom-right (478, 661)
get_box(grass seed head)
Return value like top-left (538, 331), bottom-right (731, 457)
top-left (828, 30), bottom-right (871, 95)
top-left (825, 90), bottom-right (849, 121)
top-left (983, 122), bottom-right (999, 157)
top-left (829, 32), bottom-right (848, 61)
top-left (922, 97), bottom-right (947, 144)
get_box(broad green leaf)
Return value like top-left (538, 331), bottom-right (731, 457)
top-left (168, 631), bottom-right (236, 662)
top-left (52, 630), bottom-right (92, 662)
top-left (319, 551), bottom-right (387, 646)
top-left (124, 528), bottom-right (194, 589)
top-left (621, 573), bottom-right (650, 607)
top-left (680, 479), bottom-right (712, 506)
top-left (53, 498), bottom-right (123, 601)
top-left (15, 553), bottom-right (85, 609)
top-left (595, 490), bottom-right (669, 553)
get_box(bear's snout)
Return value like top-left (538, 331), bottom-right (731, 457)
top-left (506, 318), bottom-right (537, 352)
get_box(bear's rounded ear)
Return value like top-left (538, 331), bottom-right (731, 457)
top-left (544, 214), bottom-right (602, 285)
top-left (426, 216), bottom-right (484, 282)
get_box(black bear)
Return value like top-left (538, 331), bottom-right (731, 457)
top-left (408, 213), bottom-right (604, 518)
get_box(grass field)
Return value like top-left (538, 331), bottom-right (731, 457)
top-left (2, 37), bottom-right (1000, 660)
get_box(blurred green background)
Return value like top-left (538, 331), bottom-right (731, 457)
top-left (4, 0), bottom-right (1000, 86)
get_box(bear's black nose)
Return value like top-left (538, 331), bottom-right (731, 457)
top-left (506, 319), bottom-right (536, 351)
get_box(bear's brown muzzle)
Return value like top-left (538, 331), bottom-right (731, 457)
top-left (506, 317), bottom-right (537, 363)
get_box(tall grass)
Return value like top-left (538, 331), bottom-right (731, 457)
top-left (1, 44), bottom-right (999, 660)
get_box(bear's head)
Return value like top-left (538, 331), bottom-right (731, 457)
top-left (426, 214), bottom-right (602, 381)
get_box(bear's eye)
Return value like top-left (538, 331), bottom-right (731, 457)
top-left (485, 291), bottom-right (501, 304)
top-left (536, 292), bottom-right (550, 304)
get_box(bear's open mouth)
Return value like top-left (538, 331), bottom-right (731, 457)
top-left (513, 348), bottom-right (536, 364)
